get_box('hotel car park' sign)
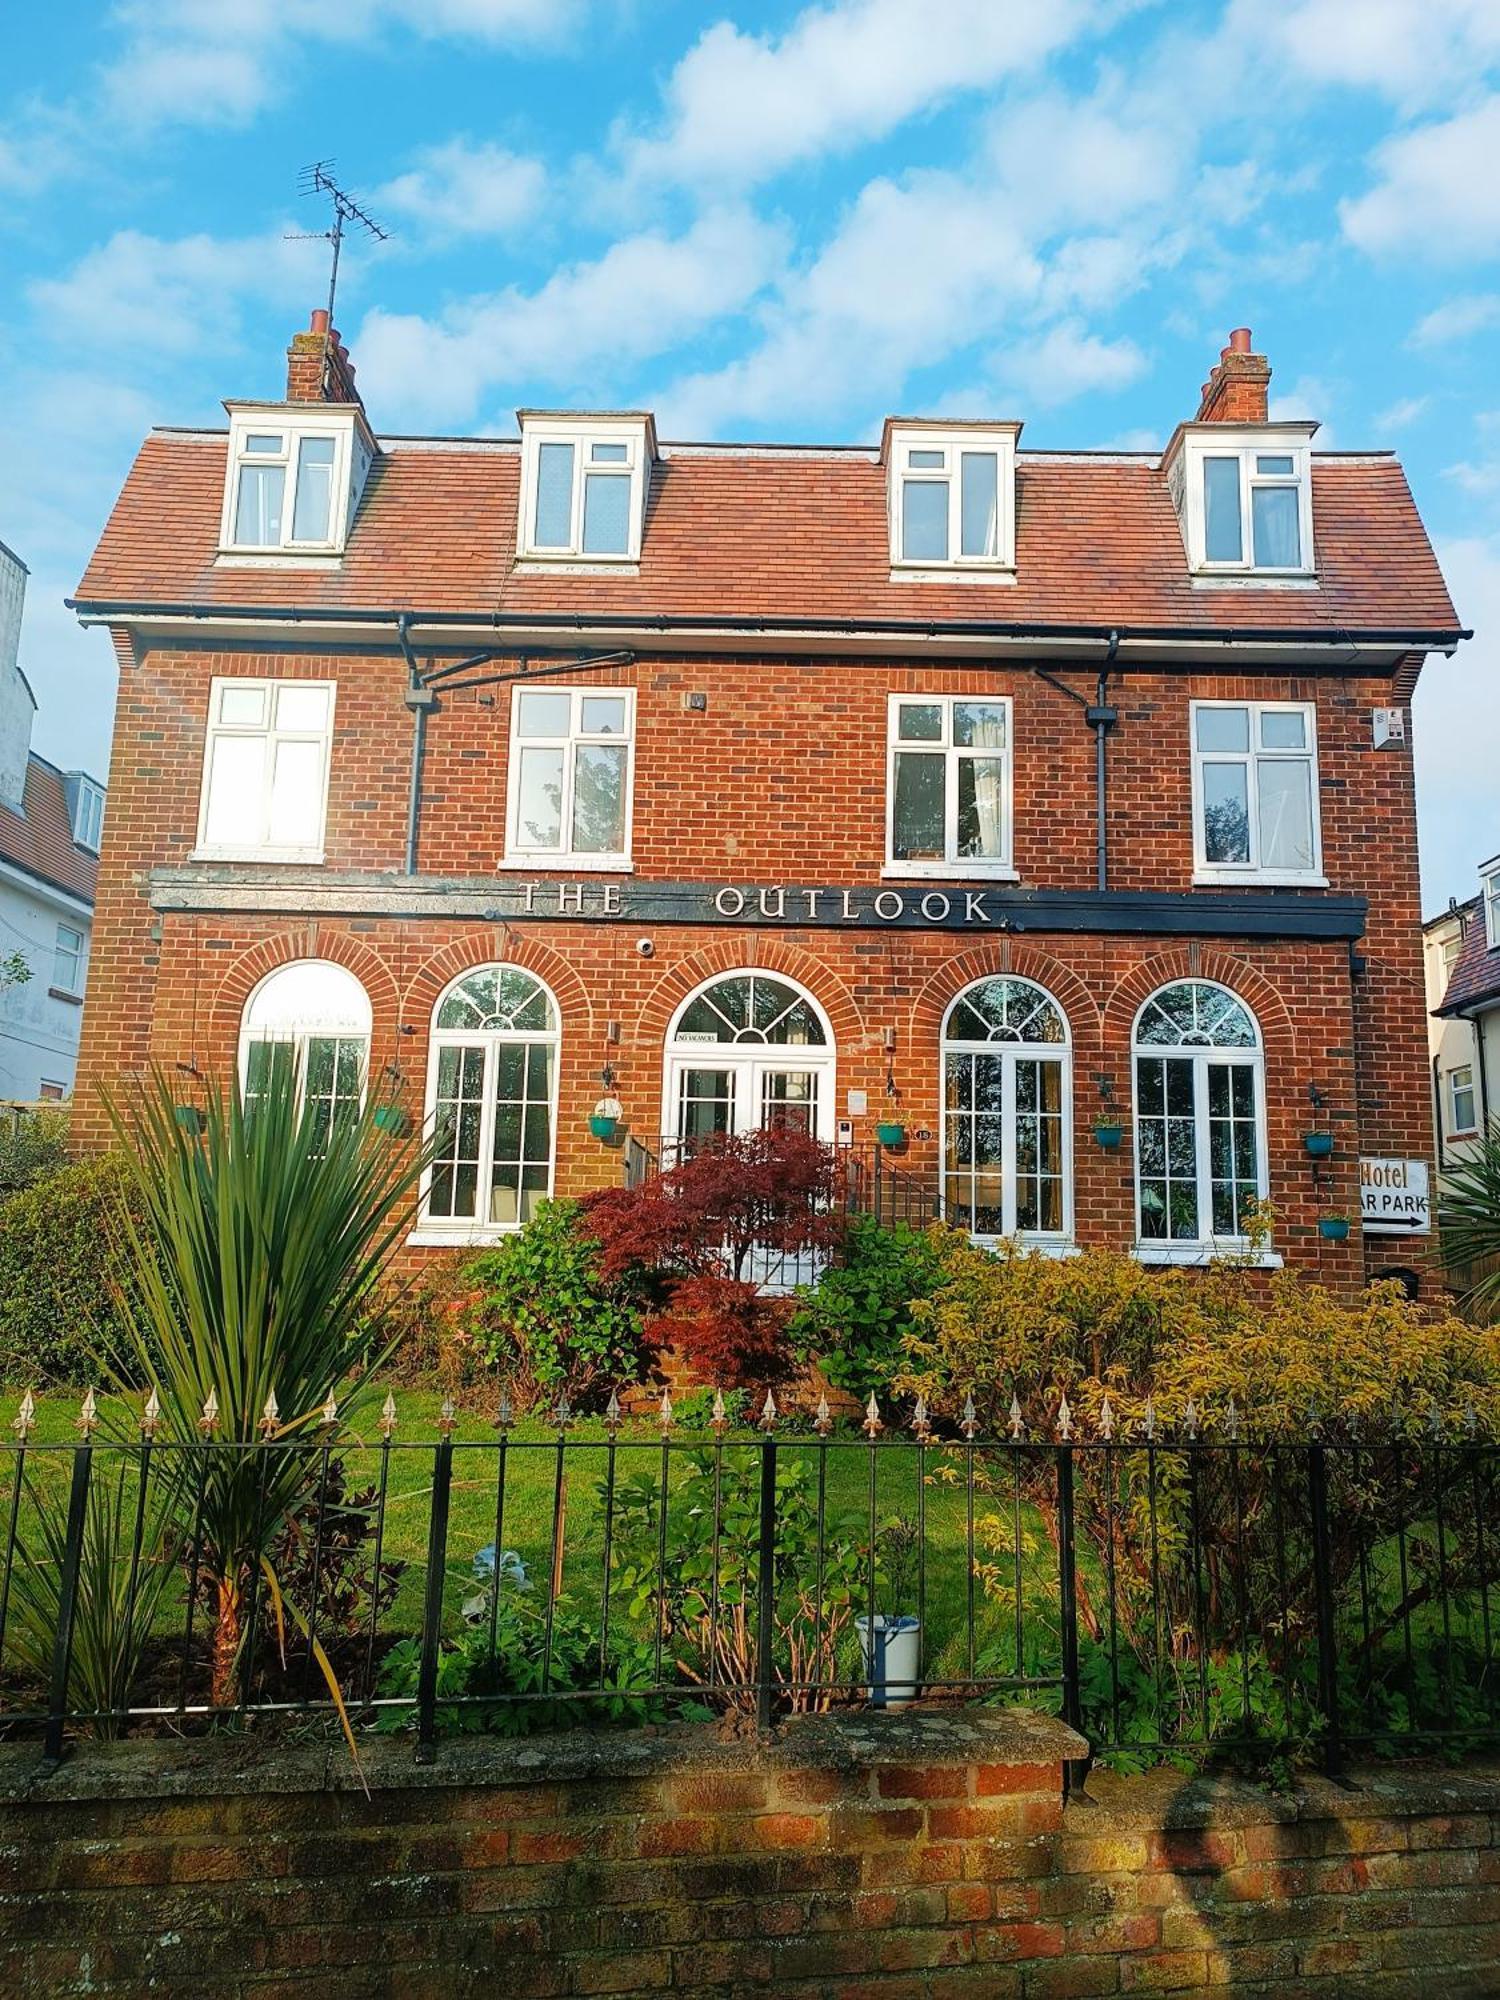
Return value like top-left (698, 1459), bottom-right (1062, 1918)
top-left (1360, 1158), bottom-right (1431, 1235)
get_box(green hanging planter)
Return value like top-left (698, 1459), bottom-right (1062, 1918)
top-left (1304, 1131), bottom-right (1335, 1159)
top-left (589, 1114), bottom-right (619, 1142)
top-left (173, 1104), bottom-right (203, 1136)
top-left (373, 1105), bottom-right (412, 1137)
top-left (1317, 1216), bottom-right (1351, 1242)
top-left (1093, 1122), bottom-right (1123, 1150)
top-left (875, 1122), bottom-right (906, 1149)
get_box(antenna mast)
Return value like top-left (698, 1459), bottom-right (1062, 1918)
top-left (287, 161), bottom-right (388, 325)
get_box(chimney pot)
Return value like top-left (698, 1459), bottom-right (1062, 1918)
top-left (1228, 326), bottom-right (1252, 354)
top-left (310, 308), bottom-right (330, 334)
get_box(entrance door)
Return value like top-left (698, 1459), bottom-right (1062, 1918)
top-left (668, 1059), bottom-right (828, 1145)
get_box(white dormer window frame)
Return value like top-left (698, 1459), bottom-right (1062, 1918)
top-left (219, 406), bottom-right (368, 557)
top-left (69, 776), bottom-right (104, 853)
top-left (885, 424), bottom-right (1018, 575)
top-left (1483, 854), bottom-right (1500, 950)
top-left (1177, 426), bottom-right (1315, 577)
top-left (517, 415), bottom-right (651, 564)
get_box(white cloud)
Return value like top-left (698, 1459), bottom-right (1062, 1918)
top-left (617, 0), bottom-right (1110, 190)
top-left (997, 322), bottom-right (1147, 407)
top-left (1267, 0), bottom-right (1500, 113)
top-left (1411, 294), bottom-right (1500, 347)
top-left (1375, 395), bottom-right (1429, 431)
top-left (1414, 535), bottom-right (1500, 908)
top-left (26, 230), bottom-right (326, 358)
top-left (1445, 411), bottom-right (1500, 497)
top-left (356, 207), bottom-right (790, 428)
top-left (376, 140), bottom-right (546, 243)
top-left (1341, 96), bottom-right (1500, 260)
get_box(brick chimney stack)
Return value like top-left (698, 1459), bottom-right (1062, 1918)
top-left (1195, 327), bottom-right (1271, 424)
top-left (285, 308), bottom-right (363, 407)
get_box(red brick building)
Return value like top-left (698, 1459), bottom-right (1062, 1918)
top-left (70, 315), bottom-right (1466, 1287)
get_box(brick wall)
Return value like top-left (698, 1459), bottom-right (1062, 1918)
top-left (2, 1716), bottom-right (1497, 1996)
top-left (73, 641), bottom-right (1440, 1286)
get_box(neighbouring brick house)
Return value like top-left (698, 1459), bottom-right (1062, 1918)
top-left (70, 315), bottom-right (1465, 1287)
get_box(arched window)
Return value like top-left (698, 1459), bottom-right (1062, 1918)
top-left (239, 959), bottom-right (371, 1145)
top-left (664, 972), bottom-right (834, 1144)
top-left (424, 966), bottom-right (560, 1233)
top-left (1132, 980), bottom-right (1265, 1248)
top-left (941, 976), bottom-right (1070, 1242)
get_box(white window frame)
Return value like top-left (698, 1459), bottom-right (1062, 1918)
top-left (415, 967), bottom-right (561, 1245)
top-left (1179, 428), bottom-right (1314, 576)
top-left (663, 971), bottom-right (838, 1149)
top-left (501, 686), bottom-right (635, 870)
top-left (940, 978), bottom-right (1072, 1249)
top-left (53, 922), bottom-right (85, 996)
top-left (884, 693), bottom-right (1016, 879)
top-left (1189, 699), bottom-right (1325, 886)
top-left (1131, 980), bottom-right (1270, 1263)
top-left (885, 426), bottom-right (1018, 573)
top-left (517, 416), bottom-right (650, 563)
top-left (71, 779), bottom-right (104, 853)
top-left (237, 960), bottom-right (372, 1131)
top-left (1483, 856), bottom-right (1500, 950)
top-left (194, 677), bottom-right (336, 864)
top-left (219, 410), bottom-right (357, 556)
top-left (1449, 1063), bottom-right (1478, 1137)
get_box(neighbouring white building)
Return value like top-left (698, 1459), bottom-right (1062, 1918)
top-left (0, 539), bottom-right (105, 1101)
top-left (1424, 853), bottom-right (1500, 1169)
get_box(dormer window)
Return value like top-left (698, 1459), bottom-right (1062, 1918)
top-left (518, 414), bottom-right (653, 563)
top-left (219, 405), bottom-right (372, 557)
top-left (66, 774), bottom-right (104, 852)
top-left (884, 423), bottom-right (1018, 573)
top-left (1170, 425), bottom-right (1314, 577)
top-left (1483, 855), bottom-right (1500, 949)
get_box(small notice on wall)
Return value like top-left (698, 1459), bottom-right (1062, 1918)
top-left (1359, 1158), bottom-right (1431, 1234)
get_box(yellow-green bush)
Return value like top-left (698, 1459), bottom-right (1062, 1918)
top-left (0, 1154), bottom-right (144, 1385)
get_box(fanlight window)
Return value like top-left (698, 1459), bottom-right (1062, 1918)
top-left (941, 977), bottom-right (1071, 1243)
top-left (673, 974), bottom-right (827, 1048)
top-left (436, 967), bottom-right (559, 1035)
top-left (425, 967), bottom-right (559, 1233)
top-left (1132, 980), bottom-right (1265, 1247)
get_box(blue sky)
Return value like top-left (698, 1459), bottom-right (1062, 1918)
top-left (2, 0), bottom-right (1498, 910)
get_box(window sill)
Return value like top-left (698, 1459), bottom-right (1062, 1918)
top-left (406, 1226), bottom-right (519, 1249)
top-left (215, 551), bottom-right (344, 569)
top-left (889, 565), bottom-right (1016, 586)
top-left (190, 848), bottom-right (326, 866)
top-left (1189, 568), bottom-right (1317, 587)
top-left (881, 863), bottom-right (1019, 882)
top-left (496, 857), bottom-right (635, 874)
top-left (1133, 1242), bottom-right (1283, 1270)
top-left (1192, 870), bottom-right (1328, 889)
top-left (513, 557), bottom-right (641, 577)
top-left (1449, 1129), bottom-right (1480, 1141)
top-left (970, 1236), bottom-right (1081, 1259)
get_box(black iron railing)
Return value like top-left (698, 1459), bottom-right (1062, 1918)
top-left (3, 1390), bottom-right (1497, 1777)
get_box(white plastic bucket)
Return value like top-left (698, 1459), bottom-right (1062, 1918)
top-left (857, 1614), bottom-right (922, 1708)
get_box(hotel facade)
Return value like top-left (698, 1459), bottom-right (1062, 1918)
top-left (70, 317), bottom-right (1465, 1287)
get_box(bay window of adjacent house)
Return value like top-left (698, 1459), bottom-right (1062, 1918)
top-left (519, 422), bottom-right (647, 561)
top-left (1133, 981), bottom-right (1267, 1254)
top-left (1450, 1064), bottom-right (1478, 1136)
top-left (886, 695), bottom-right (1013, 875)
top-left (196, 678), bottom-right (335, 862)
top-left (226, 429), bottom-right (343, 551)
top-left (504, 688), bottom-right (633, 866)
top-left (889, 429), bottom-right (1015, 569)
top-left (1191, 701), bottom-right (1322, 881)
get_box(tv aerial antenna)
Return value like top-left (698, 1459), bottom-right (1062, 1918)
top-left (286, 161), bottom-right (388, 326)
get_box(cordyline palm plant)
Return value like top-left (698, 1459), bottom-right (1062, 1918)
top-left (103, 1066), bottom-right (428, 1712)
top-left (1440, 1121), bottom-right (1500, 1318)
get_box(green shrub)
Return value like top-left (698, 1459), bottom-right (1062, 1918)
top-left (787, 1217), bottom-right (948, 1402)
top-left (0, 1107), bottom-right (71, 1196)
top-left (372, 1254), bottom-right (484, 1390)
top-left (464, 1199), bottom-right (650, 1409)
top-left (0, 1154), bottom-right (144, 1385)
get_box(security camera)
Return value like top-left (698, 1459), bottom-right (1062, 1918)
top-left (636, 937), bottom-right (655, 958)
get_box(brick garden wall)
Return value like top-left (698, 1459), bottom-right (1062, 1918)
top-left (2, 1713), bottom-right (1497, 1997)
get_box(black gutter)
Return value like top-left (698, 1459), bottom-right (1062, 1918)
top-left (65, 597), bottom-right (1472, 652)
top-left (1432, 1052), bottom-right (1446, 1173)
top-left (396, 613), bottom-right (435, 877)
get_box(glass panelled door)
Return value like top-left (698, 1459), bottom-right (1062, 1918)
top-left (940, 976), bottom-right (1072, 1246)
top-left (666, 973), bottom-right (834, 1150)
top-left (670, 1059), bottom-right (827, 1144)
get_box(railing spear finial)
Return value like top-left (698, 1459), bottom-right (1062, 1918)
top-left (605, 1388), bottom-right (623, 1435)
top-left (760, 1388), bottom-right (778, 1431)
top-left (1142, 1396), bottom-right (1157, 1442)
top-left (864, 1392), bottom-right (883, 1439)
top-left (1183, 1398), bottom-right (1200, 1441)
top-left (259, 1389), bottom-right (280, 1438)
top-left (12, 1389), bottom-right (35, 1442)
top-left (438, 1394), bottom-right (457, 1436)
top-left (320, 1389), bottom-right (339, 1430)
top-left (814, 1392), bottom-right (833, 1436)
top-left (379, 1390), bottom-right (398, 1438)
top-left (711, 1388), bottom-right (728, 1434)
top-left (141, 1385), bottom-right (162, 1439)
top-left (495, 1388), bottom-right (513, 1433)
top-left (1008, 1394), bottom-right (1024, 1442)
top-left (77, 1387), bottom-right (98, 1438)
top-left (1224, 1394), bottom-right (1240, 1443)
top-left (659, 1386), bottom-right (674, 1434)
top-left (1098, 1393), bottom-right (1115, 1442)
top-left (912, 1396), bottom-right (931, 1444)
top-left (1055, 1391), bottom-right (1074, 1443)
top-left (961, 1391), bottom-right (978, 1441)
top-left (199, 1386), bottom-right (219, 1436)
top-left (554, 1389), bottom-right (573, 1432)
